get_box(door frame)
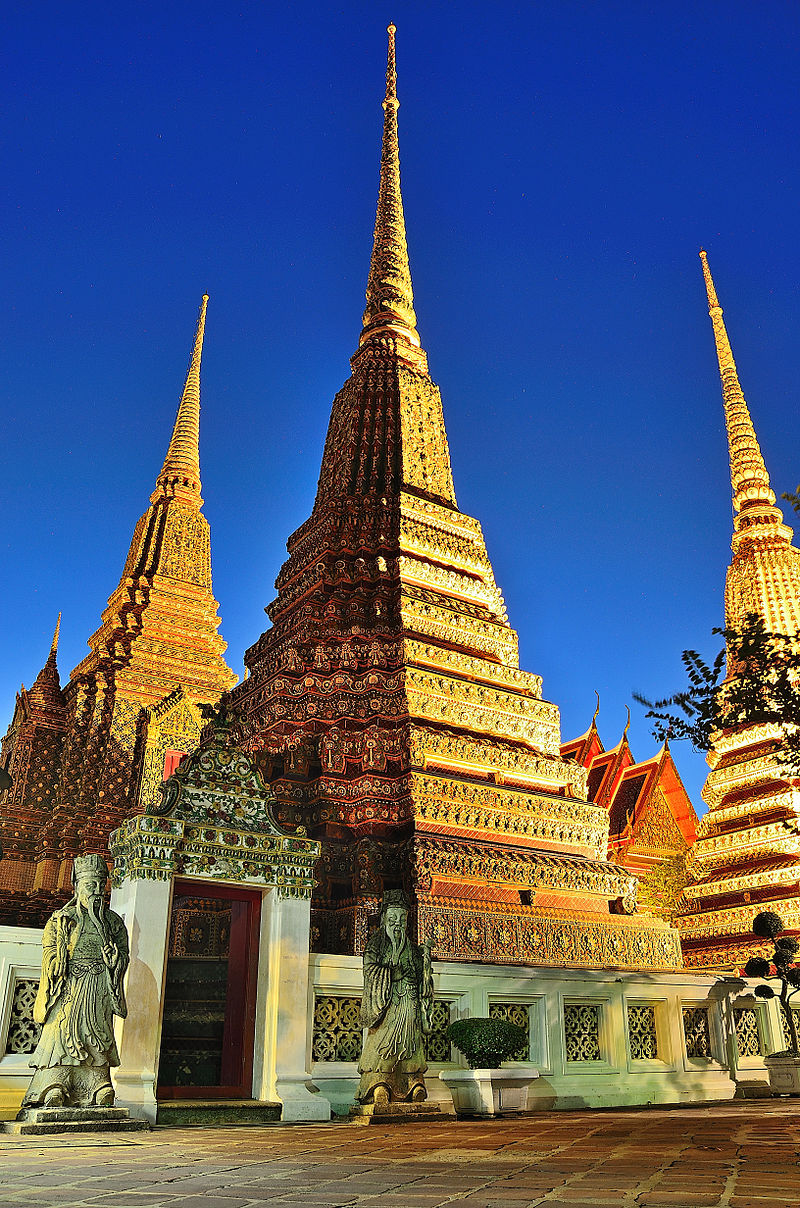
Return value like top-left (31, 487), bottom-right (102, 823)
top-left (157, 879), bottom-right (262, 1100)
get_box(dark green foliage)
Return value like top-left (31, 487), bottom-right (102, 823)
top-left (754, 911), bottom-right (786, 940)
top-left (781, 488), bottom-right (800, 516)
top-left (744, 956), bottom-right (771, 978)
top-left (744, 913), bottom-right (800, 1056)
top-left (634, 614), bottom-right (800, 774)
top-left (446, 1017), bottom-right (529, 1069)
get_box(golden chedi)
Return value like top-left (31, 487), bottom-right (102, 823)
top-left (234, 27), bottom-right (680, 971)
top-left (678, 252), bottom-right (800, 968)
top-left (0, 298), bottom-right (236, 920)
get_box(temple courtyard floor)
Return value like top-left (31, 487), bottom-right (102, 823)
top-left (0, 1101), bottom-right (798, 1208)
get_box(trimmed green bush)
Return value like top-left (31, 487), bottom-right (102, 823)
top-left (446, 1017), bottom-right (528, 1068)
top-left (744, 912), bottom-right (800, 1056)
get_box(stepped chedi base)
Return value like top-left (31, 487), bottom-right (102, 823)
top-left (677, 253), bottom-right (800, 969)
top-left (233, 27), bottom-right (681, 971)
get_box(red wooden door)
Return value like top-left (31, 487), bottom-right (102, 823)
top-left (157, 881), bottom-right (261, 1099)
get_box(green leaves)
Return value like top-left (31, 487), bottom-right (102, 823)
top-left (446, 1017), bottom-right (528, 1069)
top-left (635, 613), bottom-right (800, 774)
top-left (743, 956), bottom-right (771, 978)
top-left (753, 911), bottom-right (786, 940)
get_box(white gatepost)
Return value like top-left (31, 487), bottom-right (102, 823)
top-left (253, 889), bottom-right (330, 1122)
top-left (110, 875), bottom-right (173, 1125)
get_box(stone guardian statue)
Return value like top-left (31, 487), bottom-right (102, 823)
top-left (20, 853), bottom-right (129, 1110)
top-left (357, 891), bottom-right (433, 1104)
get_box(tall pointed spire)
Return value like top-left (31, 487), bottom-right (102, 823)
top-left (356, 25), bottom-right (425, 370)
top-left (152, 294), bottom-right (208, 504)
top-left (27, 613), bottom-right (64, 712)
top-left (699, 249), bottom-right (800, 636)
top-left (699, 251), bottom-right (779, 522)
top-left (50, 612), bottom-right (61, 658)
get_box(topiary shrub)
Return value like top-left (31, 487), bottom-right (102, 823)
top-left (744, 912), bottom-right (800, 1056)
top-left (446, 1017), bottom-right (528, 1069)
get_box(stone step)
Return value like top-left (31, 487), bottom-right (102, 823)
top-left (350, 1102), bottom-right (444, 1126)
top-left (15, 1106), bottom-right (131, 1123)
top-left (6, 1118), bottom-right (148, 1136)
top-left (156, 1100), bottom-right (281, 1126)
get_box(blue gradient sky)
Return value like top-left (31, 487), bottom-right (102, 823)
top-left (3, 1), bottom-right (800, 813)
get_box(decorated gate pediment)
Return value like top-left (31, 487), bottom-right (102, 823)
top-left (111, 703), bottom-right (319, 896)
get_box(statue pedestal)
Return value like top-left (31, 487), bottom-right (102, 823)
top-left (5, 1106), bottom-right (149, 1135)
top-left (349, 1100), bottom-right (444, 1126)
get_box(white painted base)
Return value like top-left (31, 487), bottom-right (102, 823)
top-left (310, 955), bottom-right (757, 1115)
top-left (274, 1075), bottom-right (332, 1122)
top-left (765, 1054), bottom-right (800, 1095)
top-left (439, 1066), bottom-right (539, 1116)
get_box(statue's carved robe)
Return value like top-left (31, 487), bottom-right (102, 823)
top-left (22, 903), bottom-right (129, 1108)
top-left (357, 928), bottom-right (433, 1102)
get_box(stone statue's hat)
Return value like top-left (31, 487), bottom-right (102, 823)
top-left (72, 853), bottom-right (109, 884)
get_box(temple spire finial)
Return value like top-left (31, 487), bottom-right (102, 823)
top-left (152, 294), bottom-right (209, 505)
top-left (50, 612), bottom-right (61, 658)
top-left (622, 704), bottom-right (631, 740)
top-left (699, 251), bottom-right (777, 520)
top-left (355, 25), bottom-right (426, 371)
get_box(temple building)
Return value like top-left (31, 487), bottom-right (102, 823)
top-left (677, 252), bottom-right (800, 968)
top-left (232, 27), bottom-right (680, 972)
top-left (0, 297), bottom-right (236, 923)
top-left (561, 712), bottom-right (698, 922)
top-left (3, 27), bottom-right (787, 1123)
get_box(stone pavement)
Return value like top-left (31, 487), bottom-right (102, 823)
top-left (0, 1101), bottom-right (798, 1208)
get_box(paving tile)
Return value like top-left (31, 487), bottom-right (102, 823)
top-left (81, 1196), bottom-right (178, 1206)
top-left (729, 1199), bottom-right (800, 1208)
top-left (149, 1200), bottom-right (257, 1208)
top-left (636, 1195), bottom-right (725, 1206)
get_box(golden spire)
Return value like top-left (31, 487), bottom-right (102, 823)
top-left (356, 25), bottom-right (425, 368)
top-left (27, 612), bottom-right (65, 711)
top-left (152, 294), bottom-right (208, 504)
top-left (699, 251), bottom-right (778, 521)
top-left (50, 612), bottom-right (61, 657)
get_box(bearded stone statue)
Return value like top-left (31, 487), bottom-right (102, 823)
top-left (357, 891), bottom-right (434, 1104)
top-left (21, 853), bottom-right (129, 1111)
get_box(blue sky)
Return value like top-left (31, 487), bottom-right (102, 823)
top-left (3, 1), bottom-right (800, 813)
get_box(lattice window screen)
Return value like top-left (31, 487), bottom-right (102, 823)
top-left (780, 1007), bottom-right (800, 1049)
top-left (424, 999), bottom-right (454, 1062)
top-left (489, 1002), bottom-right (531, 1060)
top-left (312, 995), bottom-right (362, 1062)
top-left (627, 1004), bottom-right (658, 1060)
top-left (682, 1007), bottom-right (712, 1058)
top-left (733, 1007), bottom-right (762, 1058)
top-left (4, 979), bottom-right (41, 1055)
top-left (564, 1003), bottom-right (601, 1062)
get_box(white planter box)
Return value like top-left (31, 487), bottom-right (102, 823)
top-left (765, 1054), bottom-right (800, 1095)
top-left (439, 1066), bottom-right (539, 1117)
